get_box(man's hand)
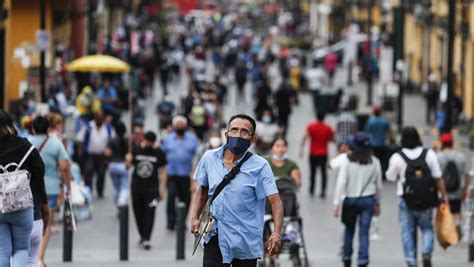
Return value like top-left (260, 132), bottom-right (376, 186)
top-left (333, 205), bottom-right (340, 218)
top-left (265, 233), bottom-right (281, 256)
top-left (158, 190), bottom-right (164, 201)
top-left (191, 217), bottom-right (201, 237)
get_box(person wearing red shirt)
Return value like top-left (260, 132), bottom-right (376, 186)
top-left (300, 112), bottom-right (334, 197)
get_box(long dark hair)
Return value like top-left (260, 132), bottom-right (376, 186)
top-left (400, 126), bottom-right (422, 149)
top-left (114, 122), bottom-right (127, 157)
top-left (0, 110), bottom-right (18, 140)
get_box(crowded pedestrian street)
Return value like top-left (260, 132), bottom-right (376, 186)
top-left (1, 1), bottom-right (474, 267)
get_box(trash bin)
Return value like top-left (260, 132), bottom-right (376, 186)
top-left (312, 92), bottom-right (339, 114)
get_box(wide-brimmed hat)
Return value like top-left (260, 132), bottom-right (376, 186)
top-left (348, 132), bottom-right (371, 154)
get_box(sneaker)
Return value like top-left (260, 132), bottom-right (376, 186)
top-left (319, 192), bottom-right (326, 199)
top-left (343, 260), bottom-right (351, 267)
top-left (142, 240), bottom-right (151, 250)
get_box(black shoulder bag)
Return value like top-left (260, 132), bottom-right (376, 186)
top-left (341, 162), bottom-right (377, 227)
top-left (192, 152), bottom-right (253, 255)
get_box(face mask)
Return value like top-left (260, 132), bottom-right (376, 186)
top-left (226, 136), bottom-right (251, 155)
top-left (262, 116), bottom-right (272, 124)
top-left (176, 128), bottom-right (185, 136)
top-left (209, 137), bottom-right (222, 148)
top-left (272, 153), bottom-right (288, 161)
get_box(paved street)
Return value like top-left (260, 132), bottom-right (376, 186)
top-left (45, 67), bottom-right (473, 267)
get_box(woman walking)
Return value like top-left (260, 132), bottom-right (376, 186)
top-left (333, 132), bottom-right (383, 267)
top-left (105, 122), bottom-right (129, 207)
top-left (0, 110), bottom-right (48, 267)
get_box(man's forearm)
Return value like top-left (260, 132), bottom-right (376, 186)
top-left (436, 178), bottom-right (448, 200)
top-left (269, 195), bottom-right (283, 234)
top-left (191, 186), bottom-right (209, 220)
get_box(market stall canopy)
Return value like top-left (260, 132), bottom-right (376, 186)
top-left (66, 55), bottom-right (131, 73)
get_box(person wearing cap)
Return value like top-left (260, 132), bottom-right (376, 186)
top-left (364, 106), bottom-right (390, 180)
top-left (161, 115), bottom-right (199, 230)
top-left (333, 132), bottom-right (383, 267)
top-left (127, 132), bottom-right (167, 250)
top-left (437, 133), bottom-right (471, 234)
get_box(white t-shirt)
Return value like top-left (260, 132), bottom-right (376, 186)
top-left (77, 122), bottom-right (116, 155)
top-left (305, 68), bottom-right (326, 91)
top-left (386, 147), bottom-right (442, 196)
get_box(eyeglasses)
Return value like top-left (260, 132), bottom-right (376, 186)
top-left (227, 128), bottom-right (253, 139)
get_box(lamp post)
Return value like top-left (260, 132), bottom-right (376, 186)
top-left (366, 0), bottom-right (373, 106)
top-left (39, 0), bottom-right (46, 102)
top-left (445, 0), bottom-right (455, 132)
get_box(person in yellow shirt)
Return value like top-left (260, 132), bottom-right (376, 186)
top-left (75, 86), bottom-right (101, 119)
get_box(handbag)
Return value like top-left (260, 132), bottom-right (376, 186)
top-left (341, 163), bottom-right (377, 227)
top-left (0, 146), bottom-right (35, 213)
top-left (192, 152), bottom-right (253, 255)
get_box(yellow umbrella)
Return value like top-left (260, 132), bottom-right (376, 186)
top-left (66, 55), bottom-right (131, 73)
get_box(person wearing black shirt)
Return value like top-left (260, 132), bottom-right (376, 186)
top-left (127, 132), bottom-right (167, 250)
top-left (0, 110), bottom-right (48, 266)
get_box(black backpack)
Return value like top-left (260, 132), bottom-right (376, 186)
top-left (399, 149), bottom-right (439, 210)
top-left (442, 160), bottom-right (461, 193)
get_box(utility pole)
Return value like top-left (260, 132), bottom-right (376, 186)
top-left (394, 0), bottom-right (406, 130)
top-left (366, 0), bottom-right (373, 106)
top-left (446, 0), bottom-right (455, 132)
top-left (39, 0), bottom-right (46, 102)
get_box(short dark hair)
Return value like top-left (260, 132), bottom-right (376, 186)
top-left (0, 110), bottom-right (18, 140)
top-left (144, 131), bottom-right (157, 143)
top-left (114, 121), bottom-right (127, 136)
top-left (316, 112), bottom-right (325, 121)
top-left (227, 114), bottom-right (257, 133)
top-left (33, 116), bottom-right (50, 135)
top-left (400, 126), bottom-right (423, 149)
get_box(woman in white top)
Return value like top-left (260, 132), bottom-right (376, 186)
top-left (333, 132), bottom-right (383, 267)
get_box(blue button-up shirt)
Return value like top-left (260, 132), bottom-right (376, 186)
top-left (194, 146), bottom-right (279, 263)
top-left (162, 131), bottom-right (199, 176)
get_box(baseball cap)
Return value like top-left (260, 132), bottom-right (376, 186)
top-left (439, 133), bottom-right (453, 145)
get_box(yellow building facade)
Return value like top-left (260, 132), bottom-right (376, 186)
top-left (402, 1), bottom-right (474, 119)
top-left (3, 0), bottom-right (53, 110)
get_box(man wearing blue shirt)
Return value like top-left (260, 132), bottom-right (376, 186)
top-left (191, 114), bottom-right (283, 267)
top-left (365, 106), bottom-right (391, 179)
top-left (162, 116), bottom-right (199, 230)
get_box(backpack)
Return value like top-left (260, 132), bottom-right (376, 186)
top-left (399, 149), bottom-right (439, 210)
top-left (0, 146), bottom-right (35, 213)
top-left (442, 160), bottom-right (461, 193)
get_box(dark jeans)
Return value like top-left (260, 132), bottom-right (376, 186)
top-left (203, 235), bottom-right (257, 267)
top-left (309, 155), bottom-right (328, 195)
top-left (84, 154), bottom-right (107, 197)
top-left (132, 192), bottom-right (157, 241)
top-left (426, 102), bottom-right (437, 124)
top-left (166, 176), bottom-right (191, 227)
top-left (342, 196), bottom-right (375, 266)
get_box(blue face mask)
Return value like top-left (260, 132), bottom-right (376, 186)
top-left (226, 136), bottom-right (251, 155)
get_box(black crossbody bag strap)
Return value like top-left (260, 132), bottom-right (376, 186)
top-left (209, 152), bottom-right (253, 205)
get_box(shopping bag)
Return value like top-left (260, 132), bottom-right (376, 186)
top-left (435, 203), bottom-right (459, 249)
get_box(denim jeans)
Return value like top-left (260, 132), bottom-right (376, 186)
top-left (108, 162), bottom-right (129, 206)
top-left (399, 198), bottom-right (434, 266)
top-left (342, 195), bottom-right (375, 265)
top-left (27, 219), bottom-right (43, 267)
top-left (0, 207), bottom-right (34, 267)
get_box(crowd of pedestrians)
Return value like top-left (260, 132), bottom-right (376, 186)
top-left (0, 5), bottom-right (472, 267)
